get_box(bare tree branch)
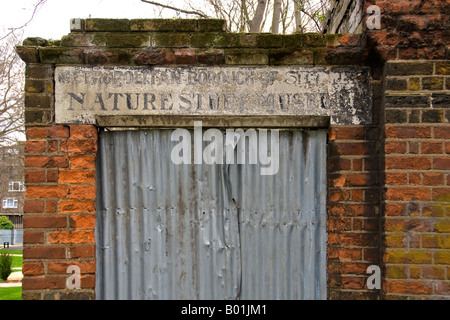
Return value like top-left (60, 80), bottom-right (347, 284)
top-left (0, 31), bottom-right (24, 145)
top-left (141, 0), bottom-right (210, 18)
top-left (0, 0), bottom-right (47, 41)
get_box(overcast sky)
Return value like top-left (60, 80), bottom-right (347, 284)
top-left (1, 0), bottom-right (191, 40)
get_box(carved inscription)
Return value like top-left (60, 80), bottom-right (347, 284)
top-left (55, 66), bottom-right (371, 125)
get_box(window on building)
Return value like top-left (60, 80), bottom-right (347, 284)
top-left (2, 198), bottom-right (18, 208)
top-left (8, 181), bottom-right (25, 192)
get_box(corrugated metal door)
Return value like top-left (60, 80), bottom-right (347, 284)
top-left (95, 128), bottom-right (327, 300)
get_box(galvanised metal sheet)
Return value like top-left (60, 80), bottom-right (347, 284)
top-left (95, 128), bottom-right (327, 300)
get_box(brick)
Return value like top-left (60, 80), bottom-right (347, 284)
top-left (435, 62), bottom-right (450, 75)
top-left (385, 234), bottom-right (405, 247)
top-left (385, 188), bottom-right (431, 201)
top-left (85, 18), bottom-right (130, 32)
top-left (386, 78), bottom-right (407, 91)
top-left (385, 109), bottom-right (407, 123)
top-left (386, 265), bottom-right (408, 279)
top-left (22, 262), bottom-right (45, 276)
top-left (385, 126), bottom-right (432, 139)
top-left (69, 125), bottom-right (98, 139)
top-left (422, 172), bottom-right (445, 185)
top-left (23, 215), bottom-right (67, 228)
top-left (80, 275), bottom-right (96, 289)
top-left (385, 95), bottom-right (429, 108)
top-left (385, 141), bottom-right (407, 154)
top-left (22, 276), bottom-right (66, 290)
top-left (48, 260), bottom-right (95, 274)
top-left (69, 185), bottom-right (96, 199)
top-left (385, 62), bottom-right (434, 76)
top-left (197, 49), bottom-right (225, 65)
top-left (23, 246), bottom-right (66, 259)
top-left (46, 169), bottom-right (59, 183)
top-left (421, 141), bottom-right (443, 154)
top-left (47, 140), bottom-right (59, 153)
top-left (433, 157), bottom-right (450, 170)
top-left (24, 93), bottom-right (53, 109)
top-left (26, 125), bottom-right (69, 139)
top-left (70, 215), bottom-right (96, 228)
top-left (432, 93), bottom-right (450, 107)
top-left (133, 48), bottom-right (173, 65)
top-left (328, 233), bottom-right (377, 247)
top-left (25, 140), bottom-right (46, 153)
top-left (434, 282), bottom-right (450, 295)
top-left (70, 155), bottom-right (96, 169)
top-left (59, 199), bottom-right (96, 213)
top-left (408, 78), bottom-right (421, 91)
top-left (332, 142), bottom-right (372, 155)
top-left (59, 169), bottom-right (95, 184)
top-left (422, 234), bottom-right (445, 248)
top-left (23, 200), bottom-right (45, 213)
top-left (174, 49), bottom-right (196, 64)
top-left (25, 79), bottom-right (53, 93)
top-left (69, 245), bottom-right (95, 259)
top-left (385, 219), bottom-right (404, 232)
top-left (385, 280), bottom-right (433, 295)
top-left (422, 77), bottom-right (444, 90)
top-left (25, 155), bottom-right (69, 168)
top-left (434, 220), bottom-right (450, 233)
top-left (422, 109), bottom-right (444, 123)
top-left (433, 127), bottom-right (449, 139)
top-left (23, 231), bottom-right (44, 244)
top-left (49, 230), bottom-right (95, 244)
top-left (46, 200), bottom-right (57, 213)
top-left (408, 172), bottom-right (421, 185)
top-left (385, 156), bottom-right (432, 170)
top-left (329, 248), bottom-right (362, 261)
top-left (26, 65), bottom-right (54, 79)
top-left (26, 185), bottom-right (68, 199)
top-left (67, 139), bottom-right (97, 154)
top-left (340, 262), bottom-right (368, 274)
top-left (385, 172), bottom-right (407, 185)
top-left (385, 250), bottom-right (432, 264)
top-left (342, 277), bottom-right (364, 290)
top-left (434, 251), bottom-right (450, 265)
top-left (404, 219), bottom-right (433, 232)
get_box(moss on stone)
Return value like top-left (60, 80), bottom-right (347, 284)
top-left (107, 33), bottom-right (150, 47)
top-left (39, 47), bottom-right (84, 64)
top-left (131, 19), bottom-right (198, 32)
top-left (197, 19), bottom-right (227, 32)
top-left (255, 33), bottom-right (283, 48)
top-left (269, 49), bottom-right (314, 65)
top-left (151, 33), bottom-right (191, 48)
top-left (85, 19), bottom-right (130, 32)
top-left (224, 49), bottom-right (269, 65)
top-left (22, 37), bottom-right (52, 47)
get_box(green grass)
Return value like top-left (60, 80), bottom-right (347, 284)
top-left (0, 286), bottom-right (22, 300)
top-left (11, 255), bottom-right (22, 269)
top-left (1, 250), bottom-right (22, 255)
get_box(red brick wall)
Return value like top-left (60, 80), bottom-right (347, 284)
top-left (327, 125), bottom-right (382, 299)
top-left (23, 119), bottom-right (97, 299)
top-left (382, 61), bottom-right (449, 299)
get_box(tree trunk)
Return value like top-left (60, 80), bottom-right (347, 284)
top-left (250, 0), bottom-right (267, 32)
top-left (272, 0), bottom-right (282, 33)
top-left (293, 0), bottom-right (302, 32)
